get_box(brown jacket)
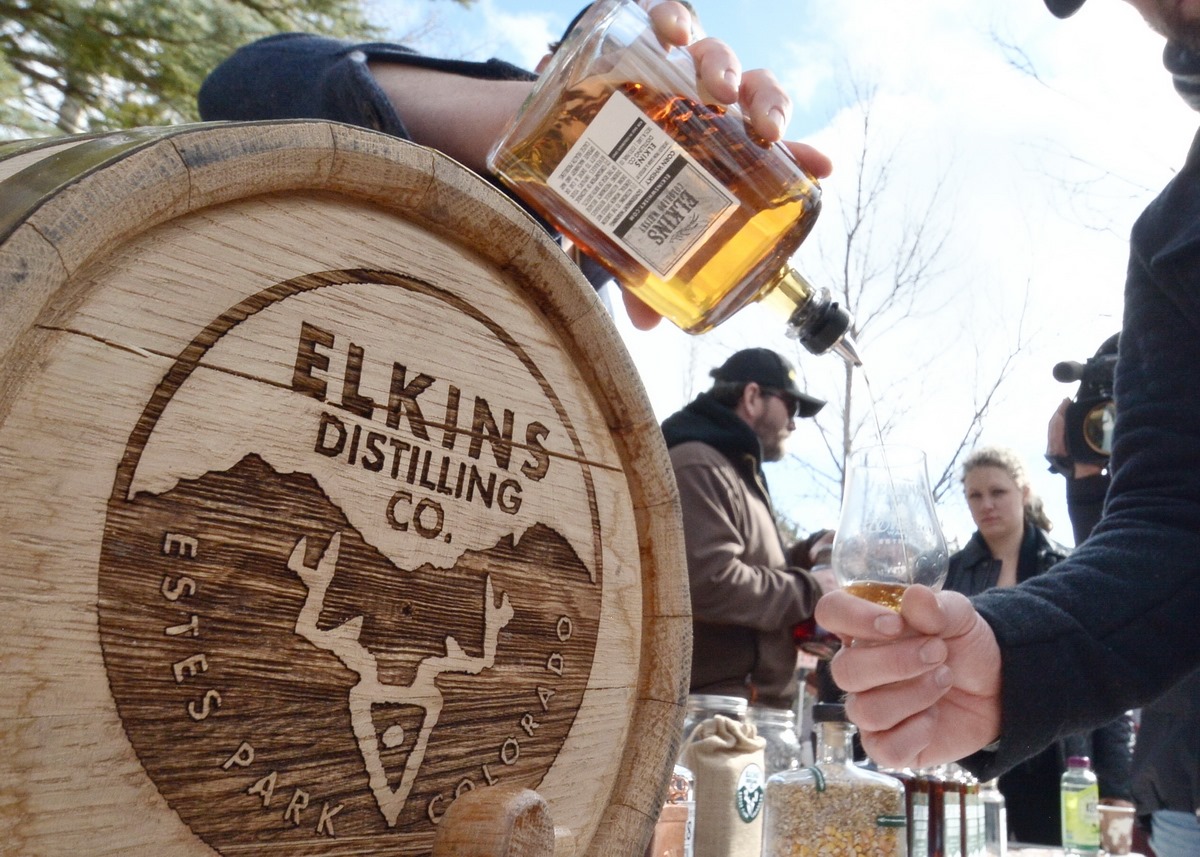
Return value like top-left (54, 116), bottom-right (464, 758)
top-left (663, 394), bottom-right (819, 709)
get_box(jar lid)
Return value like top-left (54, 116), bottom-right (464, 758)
top-left (812, 702), bottom-right (847, 722)
top-left (747, 704), bottom-right (796, 725)
top-left (1066, 755), bottom-right (1092, 768)
top-left (685, 694), bottom-right (748, 716)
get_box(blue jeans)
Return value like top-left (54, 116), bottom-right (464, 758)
top-left (1149, 810), bottom-right (1200, 857)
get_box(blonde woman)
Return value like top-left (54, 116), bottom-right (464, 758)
top-left (945, 446), bottom-right (1132, 845)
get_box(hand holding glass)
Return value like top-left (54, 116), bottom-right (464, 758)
top-left (831, 446), bottom-right (948, 610)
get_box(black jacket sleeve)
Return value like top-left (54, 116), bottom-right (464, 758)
top-left (198, 33), bottom-right (535, 137)
top-left (965, 127), bottom-right (1200, 780)
top-left (1066, 472), bottom-right (1110, 546)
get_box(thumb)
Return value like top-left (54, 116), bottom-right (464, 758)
top-left (900, 586), bottom-right (977, 639)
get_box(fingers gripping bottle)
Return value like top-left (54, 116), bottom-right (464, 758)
top-left (1061, 756), bottom-right (1100, 856)
top-left (488, 0), bottom-right (859, 365)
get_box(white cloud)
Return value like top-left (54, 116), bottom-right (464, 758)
top-left (367, 0), bottom-right (557, 69)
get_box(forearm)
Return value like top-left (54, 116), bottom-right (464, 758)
top-left (368, 64), bottom-right (533, 174)
top-left (688, 555), bottom-right (817, 630)
top-left (199, 34), bottom-right (537, 177)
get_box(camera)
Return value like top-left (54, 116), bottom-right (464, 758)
top-left (1052, 333), bottom-right (1119, 468)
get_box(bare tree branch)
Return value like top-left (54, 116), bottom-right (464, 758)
top-left (799, 79), bottom-right (1031, 507)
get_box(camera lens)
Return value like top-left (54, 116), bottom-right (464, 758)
top-left (1083, 402), bottom-right (1116, 455)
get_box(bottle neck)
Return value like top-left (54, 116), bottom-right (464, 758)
top-left (763, 267), bottom-right (861, 366)
top-left (816, 721), bottom-right (855, 765)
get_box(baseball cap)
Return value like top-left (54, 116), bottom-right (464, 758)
top-left (710, 348), bottom-right (825, 418)
top-left (1045, 0), bottom-right (1087, 18)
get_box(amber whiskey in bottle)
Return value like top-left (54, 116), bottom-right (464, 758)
top-left (488, 0), bottom-right (858, 364)
top-left (885, 767), bottom-right (929, 857)
top-left (925, 767), bottom-right (947, 857)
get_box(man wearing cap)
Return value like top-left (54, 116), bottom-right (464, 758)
top-left (660, 347), bottom-right (826, 709)
top-left (813, 5), bottom-right (1200, 855)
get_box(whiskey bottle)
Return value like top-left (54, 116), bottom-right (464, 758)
top-left (488, 0), bottom-right (859, 365)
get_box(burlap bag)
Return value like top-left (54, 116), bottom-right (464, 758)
top-left (681, 714), bottom-right (767, 857)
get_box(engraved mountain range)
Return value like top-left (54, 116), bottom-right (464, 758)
top-left (99, 453), bottom-right (601, 850)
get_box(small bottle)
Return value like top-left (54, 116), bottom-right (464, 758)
top-left (882, 767), bottom-right (928, 857)
top-left (746, 705), bottom-right (803, 777)
top-left (1061, 756), bottom-right (1100, 855)
top-left (924, 767), bottom-right (946, 857)
top-left (911, 770), bottom-right (931, 857)
top-left (946, 764), bottom-right (982, 857)
top-left (763, 702), bottom-right (907, 856)
top-left (644, 764), bottom-right (696, 857)
top-left (941, 765), bottom-right (962, 857)
top-left (980, 778), bottom-right (1007, 857)
top-left (963, 772), bottom-right (983, 857)
top-left (488, 0), bottom-right (859, 365)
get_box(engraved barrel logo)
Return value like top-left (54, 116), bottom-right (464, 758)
top-left (97, 270), bottom-right (603, 853)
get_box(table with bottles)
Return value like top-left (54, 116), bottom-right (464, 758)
top-left (654, 693), bottom-right (1015, 857)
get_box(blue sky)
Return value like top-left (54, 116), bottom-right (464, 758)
top-left (366, 0), bottom-right (1198, 545)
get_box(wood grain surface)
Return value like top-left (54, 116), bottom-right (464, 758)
top-left (0, 121), bottom-right (690, 857)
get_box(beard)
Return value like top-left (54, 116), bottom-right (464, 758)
top-left (761, 439), bottom-right (786, 462)
top-left (755, 422), bottom-right (789, 462)
top-left (1145, 1), bottom-right (1200, 52)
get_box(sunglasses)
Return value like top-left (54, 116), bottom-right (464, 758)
top-left (761, 387), bottom-right (800, 418)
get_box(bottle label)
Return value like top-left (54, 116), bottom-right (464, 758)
top-left (547, 89), bottom-right (739, 280)
top-left (1062, 783), bottom-right (1100, 852)
top-left (945, 791), bottom-right (962, 855)
top-left (735, 763), bottom-right (765, 823)
top-left (683, 799), bottom-right (695, 857)
top-left (912, 798), bottom-right (930, 857)
top-left (967, 798), bottom-right (981, 857)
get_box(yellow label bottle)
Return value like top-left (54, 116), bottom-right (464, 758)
top-left (1061, 756), bottom-right (1100, 856)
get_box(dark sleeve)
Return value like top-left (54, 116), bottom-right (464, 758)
top-left (1089, 710), bottom-right (1132, 796)
top-left (195, 34), bottom-right (622, 292)
top-left (1066, 472), bottom-right (1110, 545)
top-left (965, 148), bottom-right (1200, 779)
top-left (1090, 713), bottom-right (1134, 801)
top-left (1130, 669), bottom-right (1200, 815)
top-left (198, 33), bottom-right (535, 138)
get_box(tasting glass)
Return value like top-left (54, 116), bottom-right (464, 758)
top-left (831, 445), bottom-right (948, 609)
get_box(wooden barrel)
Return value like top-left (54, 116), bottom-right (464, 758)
top-left (0, 121), bottom-right (689, 857)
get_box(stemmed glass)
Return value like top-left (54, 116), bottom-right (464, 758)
top-left (831, 445), bottom-right (948, 610)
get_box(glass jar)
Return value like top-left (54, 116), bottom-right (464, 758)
top-left (487, 0), bottom-right (856, 363)
top-left (681, 693), bottom-right (747, 750)
top-left (747, 704), bottom-right (802, 777)
top-left (763, 702), bottom-right (907, 857)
